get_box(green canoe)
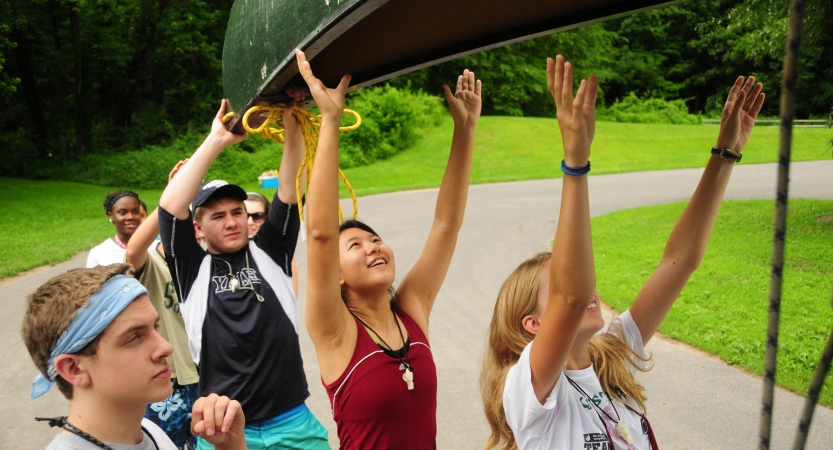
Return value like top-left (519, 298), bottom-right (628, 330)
top-left (222, 0), bottom-right (674, 131)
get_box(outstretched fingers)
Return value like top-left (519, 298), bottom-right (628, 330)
top-left (547, 56), bottom-right (564, 110)
top-left (442, 84), bottom-right (455, 105)
top-left (726, 76), bottom-right (744, 104)
top-left (584, 75), bottom-right (599, 114)
top-left (336, 74), bottom-right (352, 95)
top-left (730, 89), bottom-right (748, 122)
top-left (742, 80), bottom-right (764, 113)
top-left (562, 61), bottom-right (574, 111)
top-left (749, 91), bottom-right (766, 119)
top-left (295, 49), bottom-right (316, 85)
top-left (215, 99), bottom-right (229, 121)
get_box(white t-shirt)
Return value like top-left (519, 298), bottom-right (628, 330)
top-left (86, 238), bottom-right (125, 268)
top-left (504, 310), bottom-right (652, 450)
top-left (45, 418), bottom-right (176, 450)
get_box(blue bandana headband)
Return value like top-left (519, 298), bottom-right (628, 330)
top-left (30, 275), bottom-right (148, 399)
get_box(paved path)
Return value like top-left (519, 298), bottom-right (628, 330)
top-left (2, 161), bottom-right (832, 449)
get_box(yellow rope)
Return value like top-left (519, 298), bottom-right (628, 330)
top-left (238, 104), bottom-right (361, 240)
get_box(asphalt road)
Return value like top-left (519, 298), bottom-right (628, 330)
top-left (2, 160), bottom-right (832, 449)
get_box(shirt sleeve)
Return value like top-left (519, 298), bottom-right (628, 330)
top-left (503, 341), bottom-right (566, 439)
top-left (85, 252), bottom-right (97, 269)
top-left (252, 194), bottom-right (300, 277)
top-left (158, 206), bottom-right (206, 304)
top-left (605, 310), bottom-right (649, 369)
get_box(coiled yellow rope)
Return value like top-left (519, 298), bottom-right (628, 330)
top-left (235, 104), bottom-right (361, 241)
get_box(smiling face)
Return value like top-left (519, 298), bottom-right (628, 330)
top-left (244, 200), bottom-right (266, 239)
top-left (108, 196), bottom-right (142, 239)
top-left (338, 227), bottom-right (396, 297)
top-left (194, 197), bottom-right (249, 254)
top-left (80, 295), bottom-right (173, 406)
top-left (528, 261), bottom-right (605, 340)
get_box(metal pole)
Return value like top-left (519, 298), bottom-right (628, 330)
top-left (793, 308), bottom-right (833, 450)
top-left (758, 0), bottom-right (806, 448)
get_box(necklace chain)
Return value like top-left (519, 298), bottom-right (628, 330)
top-left (566, 375), bottom-right (622, 424)
top-left (351, 308), bottom-right (411, 369)
top-left (113, 234), bottom-right (127, 250)
top-left (36, 417), bottom-right (114, 450)
top-left (214, 249), bottom-right (264, 302)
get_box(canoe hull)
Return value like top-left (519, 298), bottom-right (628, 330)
top-left (223, 0), bottom-right (675, 131)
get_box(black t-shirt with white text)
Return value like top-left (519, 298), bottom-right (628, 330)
top-left (159, 197), bottom-right (307, 423)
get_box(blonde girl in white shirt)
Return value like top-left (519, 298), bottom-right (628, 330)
top-left (481, 55), bottom-right (765, 450)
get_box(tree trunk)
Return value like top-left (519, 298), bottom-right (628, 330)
top-left (12, 31), bottom-right (48, 159)
top-left (69, 1), bottom-right (85, 155)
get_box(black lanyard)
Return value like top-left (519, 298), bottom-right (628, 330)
top-left (564, 376), bottom-right (659, 450)
top-left (36, 416), bottom-right (160, 450)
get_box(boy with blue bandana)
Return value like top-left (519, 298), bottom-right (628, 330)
top-left (22, 264), bottom-right (247, 450)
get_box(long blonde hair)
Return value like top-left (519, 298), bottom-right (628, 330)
top-left (480, 253), bottom-right (652, 450)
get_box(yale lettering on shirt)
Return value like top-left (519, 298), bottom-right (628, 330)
top-left (211, 268), bottom-right (262, 294)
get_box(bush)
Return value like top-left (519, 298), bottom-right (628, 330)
top-left (339, 85), bottom-right (445, 168)
top-left (597, 92), bottom-right (701, 125)
top-left (17, 85), bottom-right (445, 188)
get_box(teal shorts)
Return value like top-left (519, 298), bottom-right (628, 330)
top-left (198, 403), bottom-right (329, 450)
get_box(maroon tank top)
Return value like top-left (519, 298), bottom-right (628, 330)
top-left (324, 309), bottom-right (437, 449)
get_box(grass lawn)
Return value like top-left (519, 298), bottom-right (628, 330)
top-left (339, 116), bottom-right (832, 197)
top-left (592, 199), bottom-right (833, 407)
top-left (0, 179), bottom-right (164, 279)
top-left (0, 118), bottom-right (829, 278)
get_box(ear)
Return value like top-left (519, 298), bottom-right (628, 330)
top-left (54, 354), bottom-right (92, 389)
top-left (522, 314), bottom-right (541, 336)
top-left (193, 221), bottom-right (205, 239)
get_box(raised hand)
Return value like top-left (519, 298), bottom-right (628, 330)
top-left (167, 158), bottom-right (188, 183)
top-left (443, 69), bottom-right (482, 129)
top-left (715, 76), bottom-right (765, 153)
top-left (547, 55), bottom-right (598, 167)
top-left (210, 99), bottom-right (248, 147)
top-left (296, 49), bottom-right (351, 120)
top-left (191, 394), bottom-right (245, 448)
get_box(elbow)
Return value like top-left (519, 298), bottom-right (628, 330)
top-left (560, 292), bottom-right (597, 311)
top-left (306, 223), bottom-right (336, 244)
top-left (124, 248), bottom-right (139, 266)
top-left (433, 216), bottom-right (464, 234)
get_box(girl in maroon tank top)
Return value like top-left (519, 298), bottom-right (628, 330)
top-left (296, 49), bottom-right (482, 449)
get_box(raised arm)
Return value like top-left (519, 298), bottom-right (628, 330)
top-left (630, 76), bottom-right (765, 345)
top-left (529, 56), bottom-right (598, 403)
top-left (394, 70), bottom-right (482, 334)
top-left (159, 101), bottom-right (247, 219)
top-left (296, 50), bottom-right (356, 366)
top-left (126, 160), bottom-right (188, 272)
top-left (277, 89), bottom-right (308, 204)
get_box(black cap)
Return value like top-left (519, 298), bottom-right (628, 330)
top-left (190, 180), bottom-right (248, 213)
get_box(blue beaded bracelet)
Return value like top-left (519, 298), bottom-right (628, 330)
top-left (561, 159), bottom-right (591, 176)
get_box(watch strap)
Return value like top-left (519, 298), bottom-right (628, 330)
top-left (711, 146), bottom-right (742, 162)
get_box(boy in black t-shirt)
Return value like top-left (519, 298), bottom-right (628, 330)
top-left (158, 97), bottom-right (329, 449)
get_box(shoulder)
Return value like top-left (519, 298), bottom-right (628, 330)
top-left (503, 341), bottom-right (565, 438)
top-left (89, 238), bottom-right (114, 254)
top-left (46, 433), bottom-right (97, 450)
top-left (141, 418), bottom-right (178, 449)
top-left (604, 310), bottom-right (646, 357)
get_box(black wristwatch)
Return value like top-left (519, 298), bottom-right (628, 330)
top-left (711, 146), bottom-right (742, 162)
